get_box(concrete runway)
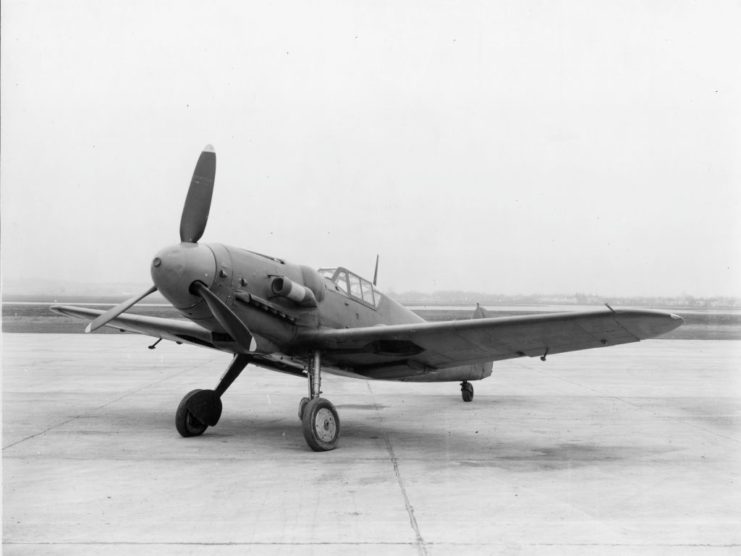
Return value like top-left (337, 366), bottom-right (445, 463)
top-left (3, 334), bottom-right (740, 555)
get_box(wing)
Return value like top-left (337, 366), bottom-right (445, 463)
top-left (51, 305), bottom-right (222, 350)
top-left (294, 308), bottom-right (683, 379)
top-left (51, 305), bottom-right (309, 378)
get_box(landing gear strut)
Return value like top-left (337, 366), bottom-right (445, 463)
top-left (301, 351), bottom-right (340, 451)
top-left (461, 380), bottom-right (474, 402)
top-left (175, 354), bottom-right (250, 437)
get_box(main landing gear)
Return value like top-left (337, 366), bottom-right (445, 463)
top-left (300, 352), bottom-right (340, 451)
top-left (175, 351), bottom-right (340, 452)
top-left (175, 354), bottom-right (250, 438)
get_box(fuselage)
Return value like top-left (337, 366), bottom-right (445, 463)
top-left (151, 242), bottom-right (423, 354)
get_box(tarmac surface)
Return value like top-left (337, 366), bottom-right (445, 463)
top-left (3, 334), bottom-right (740, 555)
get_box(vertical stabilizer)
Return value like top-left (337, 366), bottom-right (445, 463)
top-left (468, 303), bottom-right (493, 378)
top-left (473, 302), bottom-right (488, 319)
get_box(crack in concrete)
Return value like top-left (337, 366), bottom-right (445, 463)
top-left (367, 382), bottom-right (428, 556)
top-left (2, 359), bottom-right (209, 451)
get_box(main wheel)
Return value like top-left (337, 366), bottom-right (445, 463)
top-left (301, 397), bottom-right (340, 451)
top-left (461, 381), bottom-right (474, 402)
top-left (298, 397), bottom-right (310, 420)
top-left (175, 389), bottom-right (222, 437)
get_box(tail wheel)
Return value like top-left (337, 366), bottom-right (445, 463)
top-left (461, 381), bottom-right (474, 402)
top-left (301, 398), bottom-right (340, 451)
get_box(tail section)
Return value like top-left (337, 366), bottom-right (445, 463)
top-left (467, 303), bottom-right (494, 379)
top-left (472, 302), bottom-right (488, 319)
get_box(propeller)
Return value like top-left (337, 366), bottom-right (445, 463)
top-left (86, 145), bottom-right (255, 352)
top-left (85, 145), bottom-right (216, 333)
top-left (191, 281), bottom-right (255, 351)
top-left (85, 284), bottom-right (158, 333)
top-left (180, 144), bottom-right (216, 243)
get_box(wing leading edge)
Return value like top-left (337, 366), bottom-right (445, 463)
top-left (50, 305), bottom-right (308, 378)
top-left (294, 308), bottom-right (683, 379)
top-left (51, 305), bottom-right (219, 348)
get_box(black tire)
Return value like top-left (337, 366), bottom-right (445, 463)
top-left (175, 389), bottom-right (209, 437)
top-left (461, 381), bottom-right (474, 402)
top-left (301, 398), bottom-right (340, 451)
top-left (298, 397), bottom-right (310, 421)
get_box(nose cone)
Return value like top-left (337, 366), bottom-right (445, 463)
top-left (151, 243), bottom-right (216, 309)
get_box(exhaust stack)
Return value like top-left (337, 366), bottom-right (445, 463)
top-left (270, 276), bottom-right (318, 307)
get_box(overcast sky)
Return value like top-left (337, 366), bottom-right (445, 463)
top-left (2, 1), bottom-right (739, 297)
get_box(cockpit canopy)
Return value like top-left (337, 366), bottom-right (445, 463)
top-left (318, 267), bottom-right (382, 308)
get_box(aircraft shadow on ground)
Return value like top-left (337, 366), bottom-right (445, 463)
top-left (100, 403), bottom-right (675, 472)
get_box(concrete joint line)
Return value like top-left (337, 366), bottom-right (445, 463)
top-left (2, 360), bottom-right (205, 451)
top-left (366, 382), bottom-right (428, 556)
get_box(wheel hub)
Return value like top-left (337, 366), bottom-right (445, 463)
top-left (314, 408), bottom-right (337, 442)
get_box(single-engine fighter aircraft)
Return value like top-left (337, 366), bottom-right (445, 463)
top-left (52, 146), bottom-right (684, 451)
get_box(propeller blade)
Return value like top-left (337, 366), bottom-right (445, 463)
top-left (180, 145), bottom-right (216, 243)
top-left (85, 285), bottom-right (158, 333)
top-left (191, 282), bottom-right (254, 351)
